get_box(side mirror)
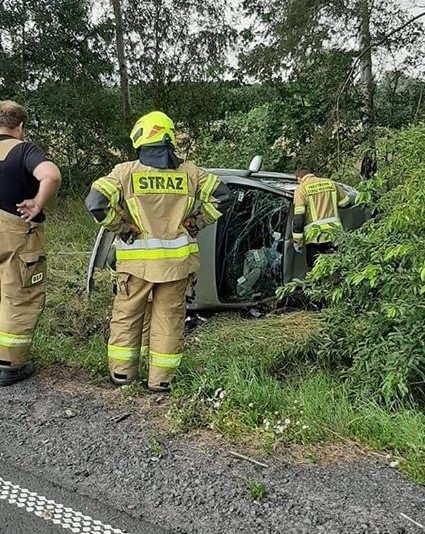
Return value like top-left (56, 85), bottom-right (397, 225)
top-left (248, 155), bottom-right (263, 174)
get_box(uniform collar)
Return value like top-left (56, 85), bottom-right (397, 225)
top-left (300, 173), bottom-right (316, 183)
top-left (138, 145), bottom-right (183, 169)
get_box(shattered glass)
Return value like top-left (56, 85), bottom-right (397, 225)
top-left (216, 185), bottom-right (291, 302)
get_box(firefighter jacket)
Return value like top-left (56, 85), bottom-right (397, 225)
top-left (292, 174), bottom-right (351, 245)
top-left (85, 160), bottom-right (232, 283)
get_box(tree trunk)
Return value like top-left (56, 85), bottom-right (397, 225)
top-left (358, 0), bottom-right (376, 179)
top-left (110, 0), bottom-right (132, 129)
top-left (21, 0), bottom-right (26, 87)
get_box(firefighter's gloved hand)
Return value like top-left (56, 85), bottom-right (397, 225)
top-left (183, 212), bottom-right (206, 238)
top-left (119, 223), bottom-right (140, 245)
top-left (293, 243), bottom-right (303, 254)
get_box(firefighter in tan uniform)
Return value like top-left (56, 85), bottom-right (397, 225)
top-left (0, 100), bottom-right (61, 386)
top-left (85, 111), bottom-right (232, 391)
top-left (292, 168), bottom-right (351, 268)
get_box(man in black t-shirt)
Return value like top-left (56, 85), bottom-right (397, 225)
top-left (0, 100), bottom-right (61, 386)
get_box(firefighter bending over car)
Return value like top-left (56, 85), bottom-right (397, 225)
top-left (292, 168), bottom-right (351, 268)
top-left (85, 111), bottom-right (232, 392)
top-left (0, 100), bottom-right (61, 387)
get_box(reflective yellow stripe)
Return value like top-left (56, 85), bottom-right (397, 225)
top-left (199, 174), bottom-right (218, 203)
top-left (184, 197), bottom-right (195, 219)
top-left (304, 217), bottom-right (341, 230)
top-left (294, 205), bottom-right (306, 215)
top-left (116, 243), bottom-right (199, 261)
top-left (319, 222), bottom-right (342, 230)
top-left (331, 191), bottom-right (338, 216)
top-left (93, 178), bottom-right (120, 207)
top-left (149, 351), bottom-right (182, 369)
top-left (203, 202), bottom-right (222, 222)
top-left (103, 207), bottom-right (118, 226)
top-left (0, 332), bottom-right (32, 347)
top-left (308, 196), bottom-right (318, 221)
top-left (338, 195), bottom-right (350, 207)
top-left (292, 232), bottom-right (304, 242)
top-left (96, 178), bottom-right (118, 200)
top-left (125, 197), bottom-right (145, 233)
top-left (108, 345), bottom-right (139, 361)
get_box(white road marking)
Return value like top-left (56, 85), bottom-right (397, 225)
top-left (0, 476), bottom-right (132, 533)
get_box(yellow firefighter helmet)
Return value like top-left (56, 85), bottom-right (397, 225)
top-left (130, 111), bottom-right (176, 149)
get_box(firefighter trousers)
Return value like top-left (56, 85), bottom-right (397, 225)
top-left (0, 210), bottom-right (46, 369)
top-left (108, 273), bottom-right (188, 390)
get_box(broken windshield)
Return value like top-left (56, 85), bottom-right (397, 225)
top-left (216, 185), bottom-right (291, 303)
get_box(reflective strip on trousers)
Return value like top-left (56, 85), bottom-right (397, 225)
top-left (107, 344), bottom-right (139, 362)
top-left (304, 217), bottom-right (342, 231)
top-left (0, 332), bottom-right (32, 348)
top-left (149, 351), bottom-right (182, 369)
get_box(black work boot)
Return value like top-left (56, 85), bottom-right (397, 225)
top-left (109, 372), bottom-right (134, 386)
top-left (0, 362), bottom-right (34, 387)
top-left (148, 382), bottom-right (171, 393)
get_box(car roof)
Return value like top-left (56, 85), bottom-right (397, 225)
top-left (206, 168), bottom-right (297, 197)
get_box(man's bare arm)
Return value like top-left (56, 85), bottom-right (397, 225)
top-left (17, 162), bottom-right (62, 222)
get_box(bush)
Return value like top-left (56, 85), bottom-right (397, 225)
top-left (278, 125), bottom-right (425, 405)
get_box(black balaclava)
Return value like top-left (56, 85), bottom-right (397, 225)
top-left (138, 142), bottom-right (183, 170)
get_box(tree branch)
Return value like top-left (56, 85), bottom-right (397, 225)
top-left (335, 10), bottom-right (425, 163)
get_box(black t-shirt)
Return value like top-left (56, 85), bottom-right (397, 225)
top-left (0, 135), bottom-right (49, 222)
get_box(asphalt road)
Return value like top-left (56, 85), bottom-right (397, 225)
top-left (1, 371), bottom-right (425, 533)
top-left (0, 460), bottom-right (166, 534)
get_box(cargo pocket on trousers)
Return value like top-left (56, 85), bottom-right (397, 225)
top-left (18, 252), bottom-right (47, 288)
top-left (116, 273), bottom-right (130, 296)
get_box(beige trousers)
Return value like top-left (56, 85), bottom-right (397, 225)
top-left (108, 273), bottom-right (188, 389)
top-left (0, 210), bottom-right (46, 368)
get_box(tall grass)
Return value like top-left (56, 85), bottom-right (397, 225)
top-left (33, 198), bottom-right (110, 375)
top-left (174, 314), bottom-right (425, 482)
top-left (33, 199), bottom-right (425, 483)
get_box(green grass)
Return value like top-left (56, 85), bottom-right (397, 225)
top-left (33, 199), bottom-right (425, 484)
top-left (33, 198), bottom-right (111, 375)
top-left (172, 314), bottom-right (425, 482)
top-left (247, 480), bottom-right (268, 500)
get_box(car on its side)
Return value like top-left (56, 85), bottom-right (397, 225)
top-left (86, 157), bottom-right (367, 310)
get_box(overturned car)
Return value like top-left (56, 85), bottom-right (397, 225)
top-left (87, 157), bottom-right (367, 310)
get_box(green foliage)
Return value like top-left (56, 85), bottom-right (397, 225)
top-left (171, 314), bottom-right (425, 482)
top-left (34, 198), bottom-right (111, 375)
top-left (278, 125), bottom-right (425, 405)
top-left (193, 104), bottom-right (287, 170)
top-left (247, 480), bottom-right (267, 500)
top-left (32, 201), bottom-right (425, 482)
top-left (375, 73), bottom-right (425, 129)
